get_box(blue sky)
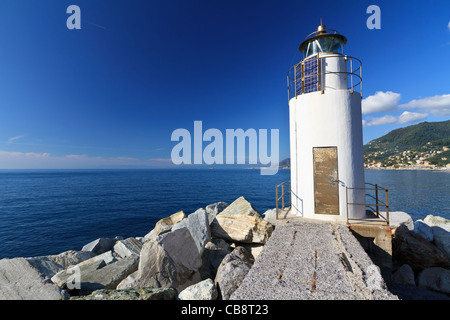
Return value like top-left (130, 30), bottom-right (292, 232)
top-left (0, 0), bottom-right (449, 169)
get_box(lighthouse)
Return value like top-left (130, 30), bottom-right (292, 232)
top-left (288, 24), bottom-right (365, 222)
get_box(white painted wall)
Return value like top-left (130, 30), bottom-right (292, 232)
top-left (289, 54), bottom-right (365, 221)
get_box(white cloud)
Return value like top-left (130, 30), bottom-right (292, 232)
top-left (397, 111), bottom-right (428, 124)
top-left (65, 154), bottom-right (88, 159)
top-left (363, 92), bottom-right (450, 116)
top-left (362, 91), bottom-right (401, 114)
top-left (0, 150), bottom-right (174, 169)
top-left (363, 115), bottom-right (398, 127)
top-left (362, 91), bottom-right (449, 127)
top-left (399, 94), bottom-right (450, 117)
top-left (149, 158), bottom-right (173, 162)
top-left (363, 111), bottom-right (428, 127)
top-left (0, 150), bottom-right (49, 158)
top-left (7, 135), bottom-right (25, 143)
top-left (448, 21), bottom-right (450, 31)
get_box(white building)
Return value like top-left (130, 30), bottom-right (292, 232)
top-left (288, 24), bottom-right (365, 222)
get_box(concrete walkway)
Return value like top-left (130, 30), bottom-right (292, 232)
top-left (230, 219), bottom-right (398, 300)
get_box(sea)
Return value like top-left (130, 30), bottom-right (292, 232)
top-left (0, 169), bottom-right (448, 259)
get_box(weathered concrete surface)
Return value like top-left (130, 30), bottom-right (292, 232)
top-left (349, 223), bottom-right (393, 282)
top-left (230, 219), bottom-right (398, 300)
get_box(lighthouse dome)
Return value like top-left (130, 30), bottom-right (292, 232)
top-left (299, 25), bottom-right (347, 58)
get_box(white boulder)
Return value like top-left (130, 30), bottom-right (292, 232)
top-left (423, 215), bottom-right (450, 260)
top-left (214, 246), bottom-right (253, 300)
top-left (172, 208), bottom-right (211, 255)
top-left (205, 202), bottom-right (229, 224)
top-left (211, 196), bottom-right (273, 244)
top-left (0, 258), bottom-right (69, 300)
top-left (381, 211), bottom-right (414, 231)
top-left (113, 237), bottom-right (143, 258)
top-left (424, 215), bottom-right (450, 231)
top-left (144, 210), bottom-right (186, 239)
top-left (178, 278), bottom-right (218, 300)
top-left (81, 238), bottom-right (116, 255)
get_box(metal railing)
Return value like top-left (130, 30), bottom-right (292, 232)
top-left (275, 180), bottom-right (291, 219)
top-left (346, 183), bottom-right (389, 225)
top-left (287, 54), bottom-right (362, 101)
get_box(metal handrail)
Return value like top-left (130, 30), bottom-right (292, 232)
top-left (346, 183), bottom-right (389, 225)
top-left (365, 182), bottom-right (385, 188)
top-left (287, 54), bottom-right (362, 101)
top-left (275, 180), bottom-right (291, 220)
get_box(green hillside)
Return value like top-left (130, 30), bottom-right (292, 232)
top-left (278, 158), bottom-right (290, 169)
top-left (364, 120), bottom-right (450, 168)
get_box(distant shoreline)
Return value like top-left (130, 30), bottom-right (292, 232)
top-left (365, 166), bottom-right (448, 172)
top-left (253, 165), bottom-right (449, 172)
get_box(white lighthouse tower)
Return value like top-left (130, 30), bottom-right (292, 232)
top-left (288, 24), bottom-right (365, 222)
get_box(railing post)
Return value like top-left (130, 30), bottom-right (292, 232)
top-left (385, 188), bottom-right (389, 225)
top-left (294, 65), bottom-right (297, 98)
top-left (301, 62), bottom-right (305, 94)
top-left (375, 184), bottom-right (379, 217)
top-left (276, 185), bottom-right (279, 220)
top-left (289, 180), bottom-right (291, 207)
top-left (287, 75), bottom-right (290, 101)
top-left (318, 57), bottom-right (322, 92)
top-left (350, 58), bottom-right (353, 93)
top-left (346, 186), bottom-right (349, 224)
top-left (281, 183), bottom-right (284, 210)
top-left (360, 63), bottom-right (363, 98)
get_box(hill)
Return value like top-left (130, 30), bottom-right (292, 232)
top-left (279, 120), bottom-right (450, 169)
top-left (278, 158), bottom-right (290, 169)
top-left (364, 120), bottom-right (450, 168)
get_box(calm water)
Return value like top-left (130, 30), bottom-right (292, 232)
top-left (0, 169), bottom-right (289, 259)
top-left (364, 169), bottom-right (449, 221)
top-left (0, 169), bottom-right (448, 259)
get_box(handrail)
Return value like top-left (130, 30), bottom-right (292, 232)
top-left (287, 54), bottom-right (362, 101)
top-left (275, 180), bottom-right (291, 219)
top-left (365, 182), bottom-right (385, 189)
top-left (346, 183), bottom-right (389, 225)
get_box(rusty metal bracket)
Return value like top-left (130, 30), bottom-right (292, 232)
top-left (307, 250), bottom-right (318, 291)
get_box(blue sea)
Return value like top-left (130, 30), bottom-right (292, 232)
top-left (0, 169), bottom-right (448, 259)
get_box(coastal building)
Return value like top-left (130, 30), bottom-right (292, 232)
top-left (287, 24), bottom-right (365, 222)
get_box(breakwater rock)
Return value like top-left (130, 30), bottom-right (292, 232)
top-left (390, 213), bottom-right (450, 297)
top-left (0, 196), bottom-right (273, 300)
top-left (1, 196), bottom-right (449, 300)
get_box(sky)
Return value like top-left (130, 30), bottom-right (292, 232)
top-left (0, 0), bottom-right (449, 169)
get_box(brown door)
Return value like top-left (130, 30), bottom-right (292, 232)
top-left (313, 147), bottom-right (339, 215)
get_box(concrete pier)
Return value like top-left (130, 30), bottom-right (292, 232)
top-left (230, 218), bottom-right (397, 300)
